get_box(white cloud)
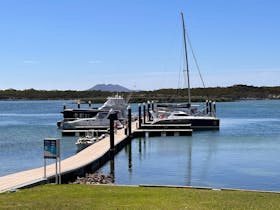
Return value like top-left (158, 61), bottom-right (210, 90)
top-left (23, 60), bottom-right (40, 64)
top-left (142, 71), bottom-right (176, 76)
top-left (88, 60), bottom-right (101, 64)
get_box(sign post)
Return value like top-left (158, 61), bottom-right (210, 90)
top-left (43, 138), bottom-right (61, 184)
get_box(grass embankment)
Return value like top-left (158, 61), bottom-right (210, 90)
top-left (0, 185), bottom-right (280, 209)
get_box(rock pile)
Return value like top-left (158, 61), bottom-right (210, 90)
top-left (71, 173), bottom-right (114, 185)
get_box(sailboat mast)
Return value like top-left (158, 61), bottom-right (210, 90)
top-left (181, 12), bottom-right (191, 106)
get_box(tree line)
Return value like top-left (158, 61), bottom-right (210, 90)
top-left (1, 85), bottom-right (280, 103)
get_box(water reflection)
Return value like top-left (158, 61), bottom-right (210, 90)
top-left (186, 138), bottom-right (192, 186)
top-left (138, 137), bottom-right (147, 160)
top-left (128, 141), bottom-right (132, 172)
top-left (124, 141), bottom-right (132, 171)
top-left (109, 158), bottom-right (115, 182)
top-left (98, 129), bottom-right (280, 192)
top-left (139, 138), bottom-right (142, 154)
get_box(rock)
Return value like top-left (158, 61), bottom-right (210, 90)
top-left (70, 172), bottom-right (114, 185)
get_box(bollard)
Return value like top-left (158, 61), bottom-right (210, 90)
top-left (128, 105), bottom-right (132, 137)
top-left (143, 103), bottom-right (146, 124)
top-left (138, 104), bottom-right (142, 128)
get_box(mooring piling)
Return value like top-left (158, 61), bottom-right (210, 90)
top-left (128, 105), bottom-right (132, 137)
top-left (107, 111), bottom-right (118, 157)
top-left (143, 103), bottom-right (146, 124)
top-left (138, 103), bottom-right (142, 128)
top-left (213, 101), bottom-right (216, 116)
top-left (147, 101), bottom-right (151, 121)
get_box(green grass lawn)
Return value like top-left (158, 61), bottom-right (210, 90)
top-left (0, 184), bottom-right (279, 209)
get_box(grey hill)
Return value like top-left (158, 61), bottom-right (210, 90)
top-left (88, 84), bottom-right (131, 92)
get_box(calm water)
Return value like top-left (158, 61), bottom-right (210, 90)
top-left (0, 100), bottom-right (77, 176)
top-left (99, 100), bottom-right (280, 191)
top-left (0, 100), bottom-right (280, 191)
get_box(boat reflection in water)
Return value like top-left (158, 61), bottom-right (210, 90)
top-left (97, 134), bottom-right (210, 187)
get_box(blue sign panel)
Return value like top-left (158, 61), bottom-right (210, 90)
top-left (44, 138), bottom-right (60, 159)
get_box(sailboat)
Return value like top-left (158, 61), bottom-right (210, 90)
top-left (150, 13), bottom-right (220, 130)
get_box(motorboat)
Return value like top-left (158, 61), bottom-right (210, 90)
top-left (76, 131), bottom-right (107, 152)
top-left (62, 95), bottom-right (127, 129)
top-left (63, 111), bottom-right (124, 129)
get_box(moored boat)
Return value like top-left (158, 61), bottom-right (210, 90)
top-left (75, 131), bottom-right (108, 152)
top-left (150, 12), bottom-right (220, 129)
top-left (61, 95), bottom-right (127, 130)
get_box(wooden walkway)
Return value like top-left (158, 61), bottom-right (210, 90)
top-left (0, 120), bottom-right (194, 193)
top-left (0, 122), bottom-right (138, 193)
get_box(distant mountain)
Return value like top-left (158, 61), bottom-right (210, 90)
top-left (88, 84), bottom-right (131, 92)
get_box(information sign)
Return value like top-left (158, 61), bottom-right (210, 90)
top-left (44, 138), bottom-right (60, 159)
top-left (43, 138), bottom-right (61, 184)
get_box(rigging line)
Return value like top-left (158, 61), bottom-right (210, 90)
top-left (177, 34), bottom-right (184, 95)
top-left (177, 70), bottom-right (181, 96)
top-left (186, 33), bottom-right (206, 89)
top-left (178, 41), bottom-right (183, 88)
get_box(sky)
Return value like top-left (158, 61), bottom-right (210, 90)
top-left (0, 0), bottom-right (279, 90)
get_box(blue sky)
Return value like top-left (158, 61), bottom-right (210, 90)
top-left (0, 0), bottom-right (279, 90)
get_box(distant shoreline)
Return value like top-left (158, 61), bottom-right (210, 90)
top-left (0, 85), bottom-right (280, 103)
top-left (0, 98), bottom-right (279, 104)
